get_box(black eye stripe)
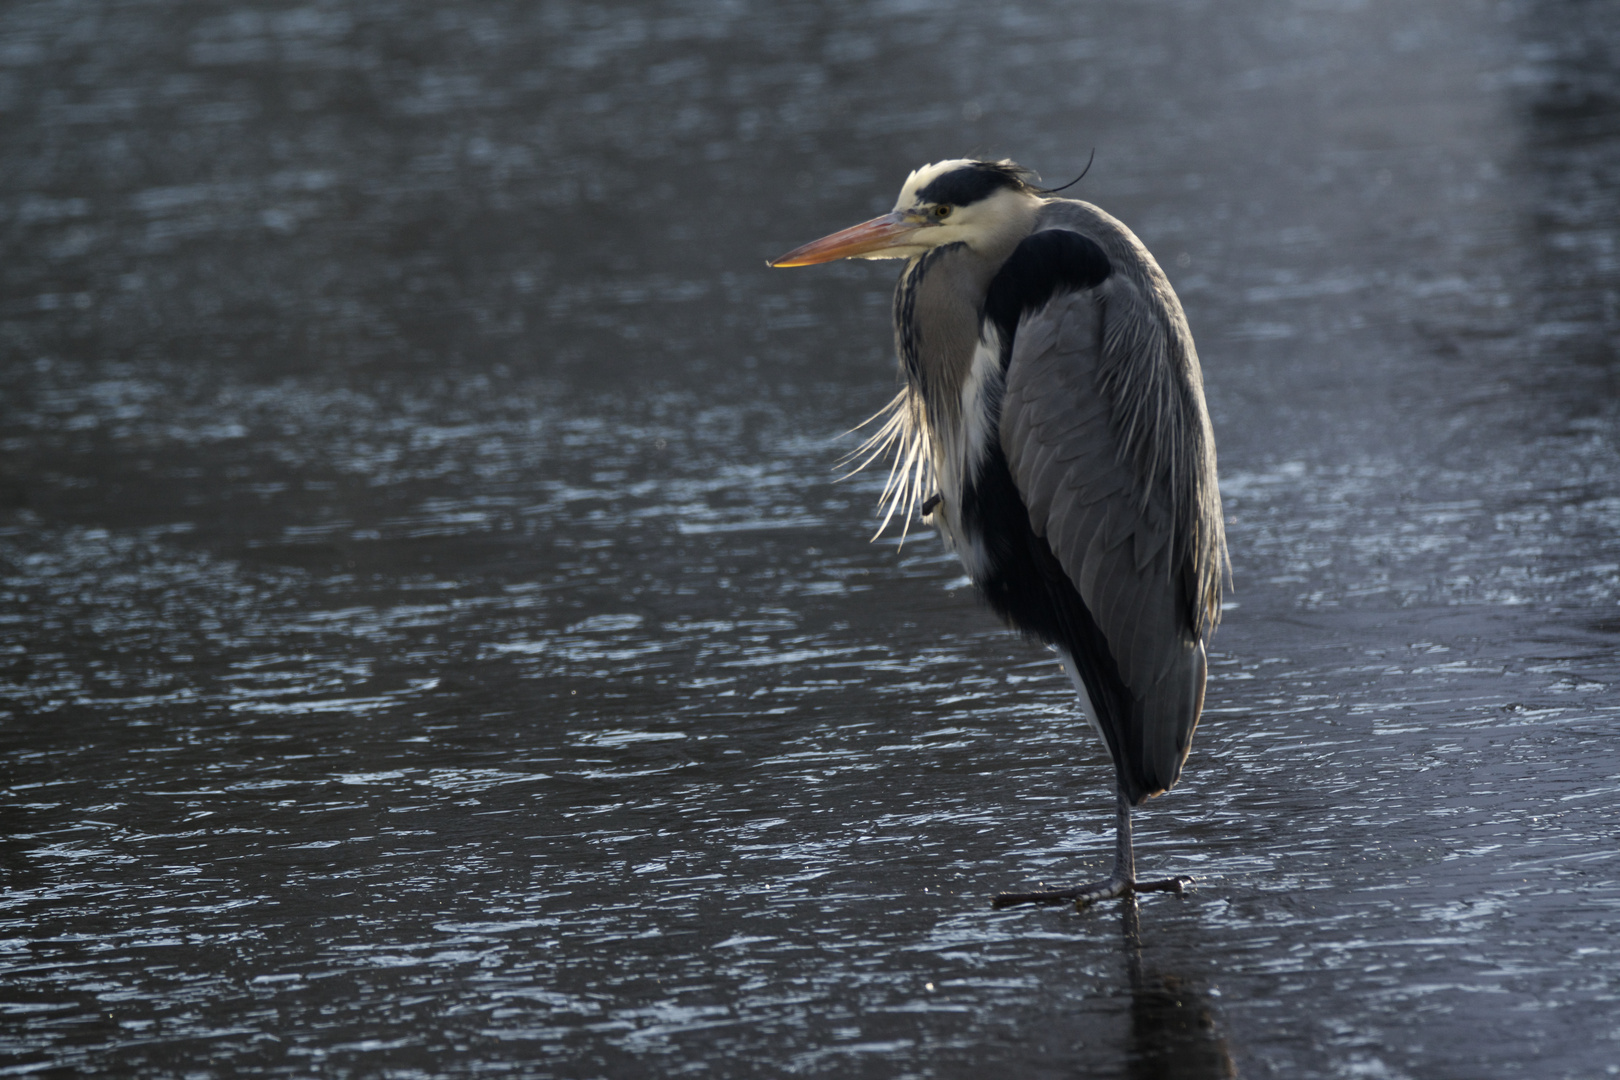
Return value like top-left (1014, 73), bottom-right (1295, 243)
top-left (915, 162), bottom-right (1030, 206)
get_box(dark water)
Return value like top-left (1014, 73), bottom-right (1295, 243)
top-left (3, 0), bottom-right (1619, 1076)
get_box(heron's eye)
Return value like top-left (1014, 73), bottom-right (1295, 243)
top-left (934, 205), bottom-right (952, 218)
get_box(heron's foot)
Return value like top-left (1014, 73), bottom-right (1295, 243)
top-left (991, 876), bottom-right (1128, 909)
top-left (991, 875), bottom-right (1194, 911)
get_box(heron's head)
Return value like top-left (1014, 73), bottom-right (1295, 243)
top-left (770, 159), bottom-right (1044, 267)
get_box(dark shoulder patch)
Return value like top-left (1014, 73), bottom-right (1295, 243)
top-left (982, 229), bottom-right (1111, 355)
top-left (916, 162), bottom-right (1029, 207)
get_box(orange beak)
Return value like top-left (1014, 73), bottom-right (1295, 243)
top-left (769, 211), bottom-right (927, 267)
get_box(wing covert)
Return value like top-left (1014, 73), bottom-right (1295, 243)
top-left (996, 223), bottom-right (1221, 800)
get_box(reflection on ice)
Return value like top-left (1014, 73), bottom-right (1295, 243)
top-left (1121, 899), bottom-right (1236, 1080)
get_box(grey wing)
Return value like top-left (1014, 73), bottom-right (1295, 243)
top-left (999, 271), bottom-right (1217, 802)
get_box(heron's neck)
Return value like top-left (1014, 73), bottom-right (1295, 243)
top-left (895, 241), bottom-right (1008, 428)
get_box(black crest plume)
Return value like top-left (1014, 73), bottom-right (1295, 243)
top-left (1037, 149), bottom-right (1096, 196)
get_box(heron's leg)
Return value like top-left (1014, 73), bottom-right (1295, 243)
top-left (992, 788), bottom-right (1194, 910)
top-left (1121, 790), bottom-right (1194, 905)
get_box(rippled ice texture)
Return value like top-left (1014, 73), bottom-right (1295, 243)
top-left (2, 0), bottom-right (1619, 1077)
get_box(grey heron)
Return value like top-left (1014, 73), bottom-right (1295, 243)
top-left (770, 159), bottom-right (1228, 909)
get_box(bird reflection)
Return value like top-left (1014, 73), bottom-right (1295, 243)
top-left (1119, 897), bottom-right (1237, 1080)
